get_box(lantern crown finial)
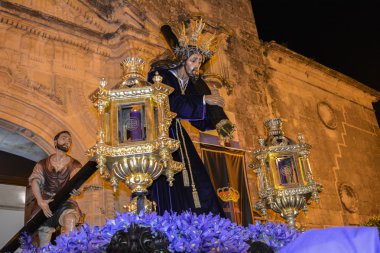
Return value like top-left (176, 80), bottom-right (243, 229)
top-left (263, 118), bottom-right (294, 147)
top-left (120, 57), bottom-right (146, 87)
top-left (153, 71), bottom-right (163, 84)
top-left (99, 78), bottom-right (107, 88)
top-left (264, 118), bottom-right (283, 136)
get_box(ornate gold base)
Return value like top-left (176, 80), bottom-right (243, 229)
top-left (124, 195), bottom-right (156, 214)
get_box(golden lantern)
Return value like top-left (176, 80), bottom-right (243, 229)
top-left (87, 57), bottom-right (184, 213)
top-left (251, 118), bottom-right (322, 226)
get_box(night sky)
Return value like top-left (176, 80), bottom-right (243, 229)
top-left (250, 0), bottom-right (380, 123)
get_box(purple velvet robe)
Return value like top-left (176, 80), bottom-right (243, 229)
top-left (279, 227), bottom-right (380, 253)
top-left (147, 68), bottom-right (224, 216)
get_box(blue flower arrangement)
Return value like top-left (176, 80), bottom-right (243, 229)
top-left (18, 212), bottom-right (299, 253)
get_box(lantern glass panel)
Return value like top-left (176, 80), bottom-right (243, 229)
top-left (153, 106), bottom-right (159, 137)
top-left (105, 111), bottom-right (111, 144)
top-left (275, 156), bottom-right (298, 186)
top-left (117, 103), bottom-right (146, 143)
top-left (297, 157), bottom-right (309, 185)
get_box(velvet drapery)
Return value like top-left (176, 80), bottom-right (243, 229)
top-left (201, 144), bottom-right (253, 226)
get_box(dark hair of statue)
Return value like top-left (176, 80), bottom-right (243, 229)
top-left (150, 24), bottom-right (210, 72)
top-left (54, 131), bottom-right (71, 142)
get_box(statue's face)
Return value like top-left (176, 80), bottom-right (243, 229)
top-left (55, 132), bottom-right (72, 152)
top-left (184, 53), bottom-right (203, 78)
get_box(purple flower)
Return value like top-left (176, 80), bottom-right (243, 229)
top-left (246, 221), bottom-right (300, 251)
top-left (18, 232), bottom-right (38, 253)
top-left (19, 212), bottom-right (298, 252)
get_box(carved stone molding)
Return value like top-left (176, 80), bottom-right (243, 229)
top-left (317, 101), bottom-right (337, 129)
top-left (0, 0), bottom-right (164, 58)
top-left (338, 183), bottom-right (358, 213)
top-left (83, 184), bottom-right (103, 192)
top-left (0, 14), bottom-right (110, 56)
top-left (0, 63), bottom-right (67, 109)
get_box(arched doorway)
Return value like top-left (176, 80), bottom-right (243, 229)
top-left (0, 119), bottom-right (49, 248)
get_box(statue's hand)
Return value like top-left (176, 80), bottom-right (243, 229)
top-left (205, 94), bottom-right (225, 107)
top-left (216, 119), bottom-right (235, 144)
top-left (70, 188), bottom-right (81, 196)
top-left (38, 199), bottom-right (54, 218)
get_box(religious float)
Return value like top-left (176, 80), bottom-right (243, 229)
top-left (2, 58), bottom-right (306, 253)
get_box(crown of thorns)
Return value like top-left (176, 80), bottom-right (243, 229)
top-left (173, 19), bottom-right (217, 60)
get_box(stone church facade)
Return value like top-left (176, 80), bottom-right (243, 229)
top-left (0, 0), bottom-right (378, 228)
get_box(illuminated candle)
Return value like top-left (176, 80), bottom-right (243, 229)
top-left (129, 109), bottom-right (143, 141)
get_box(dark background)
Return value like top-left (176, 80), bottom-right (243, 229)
top-left (250, 0), bottom-right (380, 124)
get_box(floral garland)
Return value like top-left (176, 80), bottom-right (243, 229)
top-left (18, 212), bottom-right (299, 253)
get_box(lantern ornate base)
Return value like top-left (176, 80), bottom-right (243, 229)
top-left (271, 195), bottom-right (305, 212)
top-left (124, 172), bottom-right (154, 193)
top-left (124, 195), bottom-right (156, 214)
top-left (283, 215), bottom-right (296, 227)
top-left (255, 194), bottom-right (307, 227)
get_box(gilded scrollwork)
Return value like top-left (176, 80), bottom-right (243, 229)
top-left (88, 138), bottom-right (180, 157)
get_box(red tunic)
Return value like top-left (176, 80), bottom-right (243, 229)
top-left (27, 155), bottom-right (82, 226)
